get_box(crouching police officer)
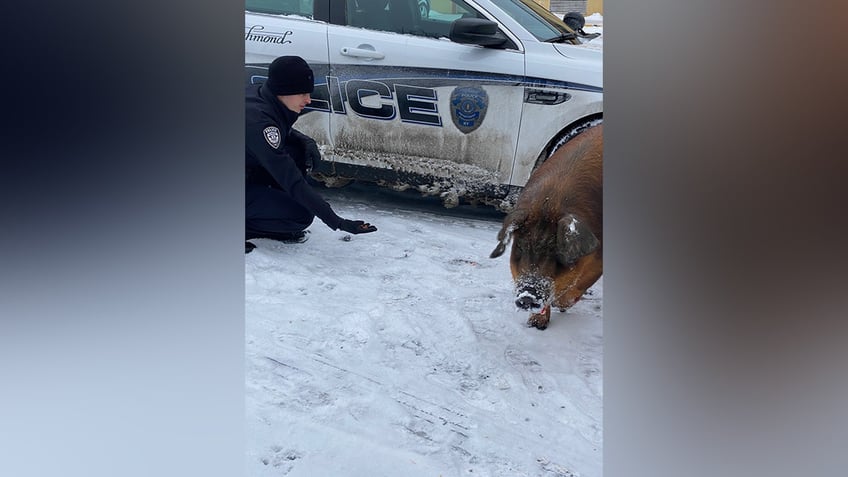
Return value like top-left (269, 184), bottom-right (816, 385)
top-left (246, 55), bottom-right (377, 253)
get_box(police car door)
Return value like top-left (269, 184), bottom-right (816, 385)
top-left (325, 0), bottom-right (525, 188)
top-left (245, 0), bottom-right (332, 146)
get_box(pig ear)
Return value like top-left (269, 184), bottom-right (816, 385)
top-left (490, 210), bottom-right (526, 258)
top-left (490, 242), bottom-right (507, 258)
top-left (556, 214), bottom-right (599, 265)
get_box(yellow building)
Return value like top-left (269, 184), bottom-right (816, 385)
top-left (532, 0), bottom-right (603, 15)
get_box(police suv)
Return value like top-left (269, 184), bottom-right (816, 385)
top-left (245, 0), bottom-right (602, 210)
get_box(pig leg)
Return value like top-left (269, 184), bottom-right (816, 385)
top-left (527, 305), bottom-right (551, 330)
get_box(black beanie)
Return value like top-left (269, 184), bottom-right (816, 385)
top-left (265, 56), bottom-right (314, 95)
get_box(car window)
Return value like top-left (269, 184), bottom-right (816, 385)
top-left (487, 0), bottom-right (572, 42)
top-left (345, 0), bottom-right (485, 38)
top-left (426, 0), bottom-right (481, 21)
top-left (345, 0), bottom-right (415, 34)
top-left (246, 0), bottom-right (315, 17)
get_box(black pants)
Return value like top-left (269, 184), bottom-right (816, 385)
top-left (245, 183), bottom-right (314, 240)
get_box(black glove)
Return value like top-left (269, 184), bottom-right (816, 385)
top-left (290, 129), bottom-right (321, 174)
top-left (338, 219), bottom-right (377, 234)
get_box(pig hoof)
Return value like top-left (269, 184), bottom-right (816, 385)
top-left (527, 314), bottom-right (549, 330)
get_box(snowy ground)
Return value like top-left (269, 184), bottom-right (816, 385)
top-left (245, 184), bottom-right (603, 477)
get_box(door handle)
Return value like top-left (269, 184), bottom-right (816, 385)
top-left (340, 46), bottom-right (385, 60)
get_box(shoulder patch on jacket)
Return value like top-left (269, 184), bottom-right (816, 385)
top-left (263, 126), bottom-right (281, 149)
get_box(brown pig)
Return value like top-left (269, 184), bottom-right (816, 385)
top-left (490, 124), bottom-right (602, 329)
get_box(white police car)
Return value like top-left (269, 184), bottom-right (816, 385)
top-left (245, 0), bottom-right (602, 209)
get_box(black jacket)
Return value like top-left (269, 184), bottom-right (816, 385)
top-left (245, 84), bottom-right (342, 230)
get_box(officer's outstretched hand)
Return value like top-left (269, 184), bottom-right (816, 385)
top-left (339, 219), bottom-right (378, 234)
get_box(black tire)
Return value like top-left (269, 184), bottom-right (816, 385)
top-left (532, 117), bottom-right (603, 171)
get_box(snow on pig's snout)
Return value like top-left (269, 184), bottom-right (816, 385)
top-left (514, 272), bottom-right (553, 310)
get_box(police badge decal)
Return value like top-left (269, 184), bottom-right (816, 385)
top-left (450, 86), bottom-right (489, 134)
top-left (263, 126), bottom-right (281, 149)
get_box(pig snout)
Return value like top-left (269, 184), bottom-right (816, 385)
top-left (514, 276), bottom-right (552, 310)
top-left (515, 294), bottom-right (541, 310)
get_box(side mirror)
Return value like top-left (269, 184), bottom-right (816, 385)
top-left (449, 18), bottom-right (508, 48)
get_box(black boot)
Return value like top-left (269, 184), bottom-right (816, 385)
top-left (246, 230), bottom-right (309, 244)
top-left (277, 230), bottom-right (309, 243)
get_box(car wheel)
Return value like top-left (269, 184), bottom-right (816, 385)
top-left (534, 118), bottom-right (603, 171)
top-left (418, 0), bottom-right (429, 19)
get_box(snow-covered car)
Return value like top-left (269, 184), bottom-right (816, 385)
top-left (245, 0), bottom-right (602, 209)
